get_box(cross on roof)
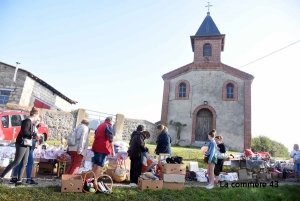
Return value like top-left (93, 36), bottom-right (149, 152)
top-left (205, 2), bottom-right (213, 12)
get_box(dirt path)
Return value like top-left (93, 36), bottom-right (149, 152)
top-left (2, 177), bottom-right (299, 188)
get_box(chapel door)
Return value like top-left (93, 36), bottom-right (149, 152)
top-left (196, 109), bottom-right (212, 141)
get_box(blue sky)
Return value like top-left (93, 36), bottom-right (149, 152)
top-left (1, 0), bottom-right (300, 151)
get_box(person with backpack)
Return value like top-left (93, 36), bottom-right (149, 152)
top-left (66, 119), bottom-right (90, 175)
top-left (290, 144), bottom-right (300, 182)
top-left (155, 124), bottom-right (172, 156)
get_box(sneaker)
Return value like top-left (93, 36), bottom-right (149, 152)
top-left (15, 181), bottom-right (26, 187)
top-left (26, 179), bottom-right (38, 185)
top-left (129, 183), bottom-right (138, 187)
top-left (206, 184), bottom-right (214, 189)
top-left (9, 177), bottom-right (17, 184)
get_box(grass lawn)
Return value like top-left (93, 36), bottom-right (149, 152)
top-left (0, 184), bottom-right (300, 201)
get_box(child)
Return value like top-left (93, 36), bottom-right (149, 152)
top-left (205, 129), bottom-right (217, 189)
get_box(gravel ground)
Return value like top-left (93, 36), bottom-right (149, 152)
top-left (2, 177), bottom-right (299, 188)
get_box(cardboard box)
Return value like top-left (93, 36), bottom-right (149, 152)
top-left (61, 174), bottom-right (83, 193)
top-left (161, 164), bottom-right (186, 175)
top-left (138, 178), bottom-right (163, 190)
top-left (162, 174), bottom-right (185, 183)
top-left (23, 166), bottom-right (38, 178)
top-left (38, 162), bottom-right (56, 174)
top-left (163, 182), bottom-right (184, 190)
top-left (258, 173), bottom-right (267, 180)
top-left (238, 169), bottom-right (248, 180)
top-left (158, 154), bottom-right (170, 166)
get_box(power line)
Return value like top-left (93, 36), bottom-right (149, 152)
top-left (239, 39), bottom-right (300, 69)
top-left (188, 39), bottom-right (300, 115)
top-left (190, 39), bottom-right (300, 88)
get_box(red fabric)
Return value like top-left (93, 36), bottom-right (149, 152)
top-left (92, 122), bottom-right (112, 155)
top-left (66, 151), bottom-right (83, 175)
top-left (244, 149), bottom-right (255, 157)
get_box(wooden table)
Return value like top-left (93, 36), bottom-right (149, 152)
top-left (57, 160), bottom-right (68, 177)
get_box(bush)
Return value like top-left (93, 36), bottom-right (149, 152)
top-left (252, 135), bottom-right (289, 159)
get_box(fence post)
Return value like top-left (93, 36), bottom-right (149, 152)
top-left (114, 114), bottom-right (125, 141)
top-left (76, 108), bottom-right (86, 126)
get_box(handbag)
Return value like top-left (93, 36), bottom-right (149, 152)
top-left (216, 150), bottom-right (228, 159)
top-left (21, 138), bottom-right (33, 146)
top-left (21, 122), bottom-right (33, 146)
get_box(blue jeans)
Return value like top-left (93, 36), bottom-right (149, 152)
top-left (294, 163), bottom-right (300, 175)
top-left (13, 140), bottom-right (36, 179)
top-left (93, 152), bottom-right (107, 167)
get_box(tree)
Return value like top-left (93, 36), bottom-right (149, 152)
top-left (251, 135), bottom-right (289, 159)
top-left (169, 120), bottom-right (187, 145)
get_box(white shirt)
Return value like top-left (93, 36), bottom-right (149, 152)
top-left (290, 150), bottom-right (300, 162)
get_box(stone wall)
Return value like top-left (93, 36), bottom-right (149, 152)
top-left (41, 109), bottom-right (77, 140)
top-left (5, 103), bottom-right (77, 141)
top-left (122, 118), bottom-right (158, 143)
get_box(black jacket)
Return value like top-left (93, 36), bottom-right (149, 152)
top-left (128, 131), bottom-right (148, 159)
top-left (16, 118), bottom-right (36, 147)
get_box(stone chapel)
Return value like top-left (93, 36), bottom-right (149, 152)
top-left (160, 12), bottom-right (254, 152)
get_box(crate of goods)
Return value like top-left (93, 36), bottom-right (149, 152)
top-left (161, 163), bottom-right (186, 174)
top-left (38, 162), bottom-right (56, 174)
top-left (138, 177), bottom-right (163, 191)
top-left (61, 174), bottom-right (83, 193)
top-left (158, 154), bottom-right (170, 166)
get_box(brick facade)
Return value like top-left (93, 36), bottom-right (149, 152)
top-left (160, 79), bottom-right (170, 126)
top-left (193, 36), bottom-right (224, 64)
top-left (244, 80), bottom-right (252, 150)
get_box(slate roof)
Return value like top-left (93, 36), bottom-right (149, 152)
top-left (195, 12), bottom-right (221, 36)
top-left (0, 61), bottom-right (78, 104)
top-left (190, 12), bottom-right (225, 52)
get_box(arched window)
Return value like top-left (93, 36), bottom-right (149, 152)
top-left (175, 80), bottom-right (190, 100)
top-left (223, 81), bottom-right (238, 101)
top-left (226, 84), bottom-right (234, 99)
top-left (203, 44), bottom-right (212, 56)
top-left (179, 83), bottom-right (186, 97)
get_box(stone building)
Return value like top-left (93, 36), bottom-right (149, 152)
top-left (0, 61), bottom-right (77, 112)
top-left (160, 12), bottom-right (254, 152)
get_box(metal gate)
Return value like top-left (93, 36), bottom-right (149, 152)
top-left (85, 109), bottom-right (116, 131)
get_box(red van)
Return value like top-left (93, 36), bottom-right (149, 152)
top-left (0, 109), bottom-right (49, 142)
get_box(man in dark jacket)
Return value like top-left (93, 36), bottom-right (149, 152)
top-left (128, 125), bottom-right (149, 187)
